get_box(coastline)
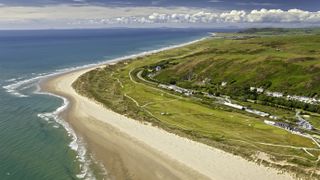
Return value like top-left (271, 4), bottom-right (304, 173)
top-left (41, 67), bottom-right (208, 180)
top-left (40, 39), bottom-right (295, 180)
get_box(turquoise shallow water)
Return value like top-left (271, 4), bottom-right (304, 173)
top-left (0, 28), bottom-right (230, 179)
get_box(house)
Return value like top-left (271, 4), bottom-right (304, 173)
top-left (223, 102), bottom-right (244, 110)
top-left (269, 115), bottom-right (279, 120)
top-left (155, 66), bottom-right (162, 71)
top-left (287, 95), bottom-right (318, 104)
top-left (256, 87), bottom-right (264, 93)
top-left (158, 84), bottom-right (193, 96)
top-left (184, 92), bottom-right (192, 96)
top-left (245, 108), bottom-right (269, 117)
top-left (264, 120), bottom-right (275, 126)
top-left (158, 84), bottom-right (169, 89)
top-left (250, 87), bottom-right (264, 93)
top-left (266, 91), bottom-right (283, 98)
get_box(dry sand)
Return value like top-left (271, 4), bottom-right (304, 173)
top-left (42, 66), bottom-right (294, 180)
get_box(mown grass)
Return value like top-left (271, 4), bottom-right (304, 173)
top-left (73, 33), bottom-right (320, 178)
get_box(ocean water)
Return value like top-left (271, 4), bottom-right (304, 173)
top-left (0, 28), bottom-right (222, 180)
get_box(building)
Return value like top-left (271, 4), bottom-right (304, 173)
top-left (221, 81), bottom-right (227, 87)
top-left (287, 95), bottom-right (318, 105)
top-left (269, 115), bottom-right (279, 120)
top-left (158, 84), bottom-right (193, 96)
top-left (223, 102), bottom-right (244, 110)
top-left (245, 108), bottom-right (269, 117)
top-left (249, 87), bottom-right (264, 93)
top-left (266, 91), bottom-right (283, 98)
top-left (264, 120), bottom-right (275, 125)
top-left (256, 87), bottom-right (264, 93)
top-left (155, 66), bottom-right (162, 71)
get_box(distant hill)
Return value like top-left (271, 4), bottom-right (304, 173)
top-left (238, 27), bottom-right (320, 35)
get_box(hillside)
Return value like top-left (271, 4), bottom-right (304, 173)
top-left (153, 34), bottom-right (320, 96)
top-left (73, 29), bottom-right (320, 178)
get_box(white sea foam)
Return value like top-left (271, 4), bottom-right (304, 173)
top-left (5, 78), bottom-right (17, 82)
top-left (3, 73), bottom-right (50, 97)
top-left (3, 36), bottom-right (207, 98)
top-left (4, 36), bottom-right (208, 179)
top-left (36, 91), bottom-right (96, 180)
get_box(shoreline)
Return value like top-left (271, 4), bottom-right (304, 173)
top-left (37, 37), bottom-right (210, 179)
top-left (41, 67), bottom-right (208, 180)
top-left (40, 38), bottom-right (295, 179)
top-left (4, 36), bottom-right (207, 98)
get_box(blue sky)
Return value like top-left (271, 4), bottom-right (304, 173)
top-left (0, 0), bottom-right (319, 29)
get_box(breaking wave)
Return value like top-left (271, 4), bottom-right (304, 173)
top-left (36, 91), bottom-right (96, 179)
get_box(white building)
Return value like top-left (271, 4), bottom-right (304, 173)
top-left (155, 66), bottom-right (162, 71)
top-left (287, 95), bottom-right (318, 104)
top-left (223, 102), bottom-right (244, 110)
top-left (264, 120), bottom-right (275, 126)
top-left (269, 115), bottom-right (279, 120)
top-left (245, 108), bottom-right (269, 117)
top-left (256, 87), bottom-right (264, 93)
top-left (250, 87), bottom-right (264, 93)
top-left (158, 84), bottom-right (193, 96)
top-left (221, 81), bottom-right (227, 87)
top-left (266, 91), bottom-right (283, 98)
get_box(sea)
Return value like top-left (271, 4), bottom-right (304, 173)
top-left (0, 28), bottom-right (230, 180)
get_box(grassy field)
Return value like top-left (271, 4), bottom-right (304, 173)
top-left (73, 30), bottom-right (320, 178)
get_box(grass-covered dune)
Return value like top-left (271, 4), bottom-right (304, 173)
top-left (73, 29), bottom-right (320, 178)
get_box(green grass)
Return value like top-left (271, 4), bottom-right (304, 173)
top-left (73, 30), bottom-right (320, 178)
top-left (238, 27), bottom-right (320, 36)
top-left (154, 34), bottom-right (320, 96)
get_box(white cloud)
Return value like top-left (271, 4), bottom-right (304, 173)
top-left (0, 5), bottom-right (319, 29)
top-left (245, 9), bottom-right (318, 23)
top-left (109, 8), bottom-right (320, 25)
top-left (0, 5), bottom-right (199, 20)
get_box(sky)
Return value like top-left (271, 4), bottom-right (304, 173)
top-left (0, 0), bottom-right (319, 29)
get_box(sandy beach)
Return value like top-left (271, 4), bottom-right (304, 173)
top-left (41, 64), bottom-right (294, 180)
